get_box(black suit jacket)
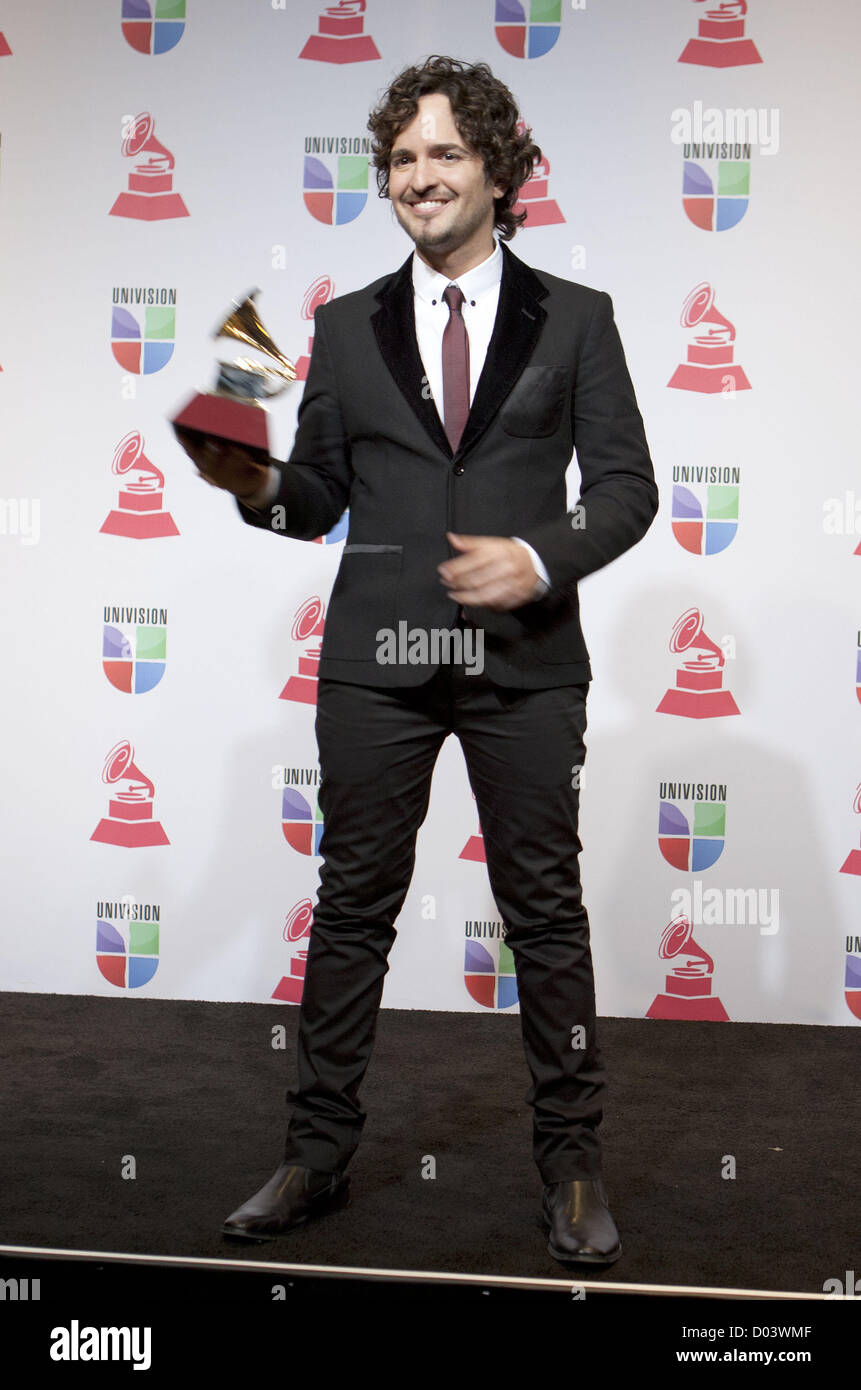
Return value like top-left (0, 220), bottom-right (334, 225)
top-left (237, 240), bottom-right (658, 688)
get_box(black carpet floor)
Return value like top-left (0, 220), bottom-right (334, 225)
top-left (1, 993), bottom-right (856, 1294)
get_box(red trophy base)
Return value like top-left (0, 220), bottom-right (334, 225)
top-left (100, 509), bottom-right (179, 538)
top-left (280, 653), bottom-right (320, 704)
top-left (460, 835), bottom-right (486, 862)
top-left (272, 954), bottom-right (307, 1003)
top-left (0, 33), bottom-right (10, 56)
top-left (91, 817), bottom-right (169, 847)
top-left (647, 992), bottom-right (729, 1021)
top-left (668, 363), bottom-right (751, 393)
top-left (279, 675), bottom-right (318, 705)
top-left (109, 192), bottom-right (189, 220)
top-left (172, 392), bottom-right (270, 452)
top-left (657, 687), bottom-right (740, 718)
top-left (840, 849), bottom-right (861, 876)
top-left (679, 38), bottom-right (762, 68)
top-left (513, 198), bottom-right (565, 227)
top-left (299, 34), bottom-right (381, 63)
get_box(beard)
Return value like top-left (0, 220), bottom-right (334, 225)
top-left (393, 193), bottom-right (494, 255)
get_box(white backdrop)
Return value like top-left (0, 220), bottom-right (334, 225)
top-left (1, 0), bottom-right (859, 1025)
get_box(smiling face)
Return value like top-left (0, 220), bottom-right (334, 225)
top-left (387, 91), bottom-right (507, 274)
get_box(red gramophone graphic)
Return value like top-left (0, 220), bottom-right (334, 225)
top-left (679, 0), bottom-right (762, 68)
top-left (91, 740), bottom-right (169, 848)
top-left (0, 32), bottom-right (11, 56)
top-left (272, 898), bottom-right (314, 1003)
top-left (647, 914), bottom-right (729, 1020)
top-left (668, 283), bottom-right (751, 394)
top-left (657, 607), bottom-right (740, 719)
top-left (299, 1), bottom-right (380, 64)
top-left (839, 784), bottom-right (861, 876)
top-left (100, 431), bottom-right (179, 539)
top-left (512, 121), bottom-right (564, 227)
top-left (279, 596), bottom-right (326, 704)
top-left (109, 112), bottom-right (189, 221)
top-left (460, 791), bottom-right (486, 862)
top-left (294, 276), bottom-right (335, 382)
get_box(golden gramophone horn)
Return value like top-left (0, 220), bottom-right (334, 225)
top-left (214, 287), bottom-right (296, 379)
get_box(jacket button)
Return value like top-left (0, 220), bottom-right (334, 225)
top-left (453, 462), bottom-right (464, 475)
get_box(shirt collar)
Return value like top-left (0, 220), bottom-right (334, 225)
top-left (412, 236), bottom-right (502, 306)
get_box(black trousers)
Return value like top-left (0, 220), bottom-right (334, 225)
top-left (283, 661), bottom-right (608, 1185)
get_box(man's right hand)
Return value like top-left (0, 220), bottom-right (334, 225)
top-left (174, 426), bottom-right (273, 502)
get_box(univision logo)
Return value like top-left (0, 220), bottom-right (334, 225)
top-left (96, 898), bottom-right (160, 988)
top-left (464, 921), bottom-right (518, 1009)
top-left (102, 605), bottom-right (167, 694)
top-left (671, 465), bottom-right (740, 555)
top-left (121, 0), bottom-right (186, 55)
top-left (275, 767), bottom-right (324, 856)
top-left (303, 142), bottom-right (369, 224)
top-left (494, 0), bottom-right (563, 60)
top-left (658, 781), bottom-right (727, 872)
top-left (111, 287), bottom-right (176, 374)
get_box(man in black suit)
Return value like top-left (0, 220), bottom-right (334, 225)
top-left (178, 55), bottom-right (657, 1266)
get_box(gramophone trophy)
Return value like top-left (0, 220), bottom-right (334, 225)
top-left (647, 914), bottom-right (729, 1021)
top-left (656, 607), bottom-right (740, 719)
top-left (171, 288), bottom-right (297, 455)
top-left (279, 596), bottom-right (327, 705)
top-left (839, 784), bottom-right (861, 876)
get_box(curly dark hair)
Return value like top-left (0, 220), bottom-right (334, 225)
top-left (367, 55), bottom-right (541, 240)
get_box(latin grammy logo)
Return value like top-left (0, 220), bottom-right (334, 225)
top-left (91, 740), bottom-right (169, 848)
top-left (460, 791), bottom-right (486, 862)
top-left (299, 1), bottom-right (381, 64)
top-left (512, 121), bottom-right (564, 227)
top-left (109, 112), bottom-right (189, 221)
top-left (657, 607), bottom-right (740, 719)
top-left (294, 276), bottom-right (335, 383)
top-left (646, 914), bottom-right (729, 1020)
top-left (100, 431), bottom-right (179, 539)
top-left (279, 597), bottom-right (326, 704)
top-left (679, 0), bottom-right (762, 69)
top-left (839, 784), bottom-right (861, 876)
top-left (272, 898), bottom-right (314, 1003)
top-left (668, 282), bottom-right (751, 394)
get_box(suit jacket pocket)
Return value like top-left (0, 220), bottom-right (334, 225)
top-left (320, 545), bottom-right (403, 662)
top-left (500, 365), bottom-right (567, 438)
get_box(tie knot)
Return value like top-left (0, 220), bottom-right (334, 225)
top-left (442, 284), bottom-right (465, 314)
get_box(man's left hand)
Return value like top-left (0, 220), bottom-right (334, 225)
top-left (438, 532), bottom-right (540, 612)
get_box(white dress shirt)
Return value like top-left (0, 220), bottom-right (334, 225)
top-left (242, 237), bottom-right (550, 598)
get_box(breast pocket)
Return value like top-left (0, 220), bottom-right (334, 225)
top-left (500, 365), bottom-right (568, 438)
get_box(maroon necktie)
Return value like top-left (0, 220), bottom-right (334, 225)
top-left (441, 284), bottom-right (470, 453)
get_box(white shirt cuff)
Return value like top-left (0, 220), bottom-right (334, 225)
top-left (512, 537), bottom-right (550, 599)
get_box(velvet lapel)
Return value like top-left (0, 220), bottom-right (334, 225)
top-left (370, 240), bottom-right (550, 460)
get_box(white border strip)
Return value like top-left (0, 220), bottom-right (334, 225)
top-left (0, 1244), bottom-right (825, 1299)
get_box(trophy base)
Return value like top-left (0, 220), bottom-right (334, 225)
top-left (299, 34), bottom-right (381, 63)
top-left (459, 835), bottom-right (486, 862)
top-left (668, 363), bottom-right (751, 393)
top-left (657, 688), bottom-right (740, 718)
top-left (100, 510), bottom-right (180, 539)
top-left (172, 391), bottom-right (270, 452)
top-left (109, 191), bottom-right (190, 220)
top-left (679, 38), bottom-right (762, 68)
top-left (91, 818), bottom-right (170, 847)
top-left (840, 849), bottom-right (861, 876)
top-left (646, 993), bottom-right (729, 1021)
top-left (279, 675), bottom-right (318, 705)
top-left (512, 198), bottom-right (565, 228)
